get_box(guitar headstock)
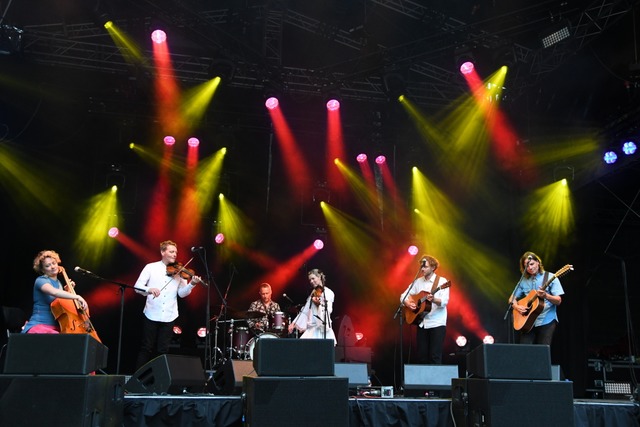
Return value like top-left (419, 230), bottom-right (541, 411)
top-left (440, 281), bottom-right (452, 290)
top-left (556, 264), bottom-right (574, 278)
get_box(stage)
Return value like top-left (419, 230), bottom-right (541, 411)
top-left (122, 393), bottom-right (640, 427)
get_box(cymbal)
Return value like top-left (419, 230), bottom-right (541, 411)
top-left (211, 318), bottom-right (247, 323)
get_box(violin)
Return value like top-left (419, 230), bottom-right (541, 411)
top-left (166, 262), bottom-right (196, 280)
top-left (166, 262), bottom-right (208, 287)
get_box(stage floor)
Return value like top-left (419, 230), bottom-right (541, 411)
top-left (123, 393), bottom-right (640, 427)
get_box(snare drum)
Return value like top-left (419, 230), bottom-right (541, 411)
top-left (245, 332), bottom-right (279, 360)
top-left (233, 326), bottom-right (250, 356)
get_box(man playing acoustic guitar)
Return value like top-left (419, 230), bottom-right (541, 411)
top-left (510, 251), bottom-right (565, 346)
top-left (400, 255), bottom-right (450, 364)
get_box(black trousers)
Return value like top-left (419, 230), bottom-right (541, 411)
top-left (135, 316), bottom-right (174, 370)
top-left (518, 319), bottom-right (557, 346)
top-left (416, 325), bottom-right (446, 364)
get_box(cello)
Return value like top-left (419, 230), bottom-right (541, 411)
top-left (50, 266), bottom-right (102, 342)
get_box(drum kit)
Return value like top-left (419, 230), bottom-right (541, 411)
top-left (212, 306), bottom-right (299, 363)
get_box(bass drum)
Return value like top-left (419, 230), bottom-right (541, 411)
top-left (245, 332), bottom-right (279, 360)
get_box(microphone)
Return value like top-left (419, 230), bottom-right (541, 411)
top-left (283, 293), bottom-right (294, 303)
top-left (421, 258), bottom-right (427, 267)
top-left (74, 266), bottom-right (94, 276)
top-left (191, 246), bottom-right (204, 252)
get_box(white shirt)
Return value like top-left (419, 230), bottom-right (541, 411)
top-left (134, 260), bottom-right (195, 322)
top-left (400, 274), bottom-right (450, 329)
top-left (294, 286), bottom-right (337, 344)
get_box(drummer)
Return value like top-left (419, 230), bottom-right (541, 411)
top-left (247, 283), bottom-right (281, 335)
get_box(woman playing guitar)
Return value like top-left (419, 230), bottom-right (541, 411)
top-left (510, 251), bottom-right (568, 346)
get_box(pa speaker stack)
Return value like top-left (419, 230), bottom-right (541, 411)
top-left (1, 334), bottom-right (125, 427)
top-left (243, 338), bottom-right (348, 427)
top-left (452, 343), bottom-right (574, 427)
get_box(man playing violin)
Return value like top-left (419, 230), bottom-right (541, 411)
top-left (133, 240), bottom-right (203, 369)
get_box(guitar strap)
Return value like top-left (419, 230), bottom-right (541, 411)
top-left (430, 275), bottom-right (440, 294)
top-left (542, 271), bottom-right (550, 294)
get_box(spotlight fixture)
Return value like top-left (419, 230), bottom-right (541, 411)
top-left (455, 336), bottom-right (468, 348)
top-left (540, 21), bottom-right (571, 48)
top-left (108, 227), bottom-right (119, 238)
top-left (482, 335), bottom-right (495, 344)
top-left (265, 96), bottom-right (279, 110)
top-left (209, 58), bottom-right (236, 81)
top-left (622, 140), bottom-right (637, 155)
top-left (603, 151), bottom-right (617, 164)
top-left (326, 98), bottom-right (340, 111)
top-left (454, 46), bottom-right (476, 75)
top-left (553, 165), bottom-right (574, 183)
top-left (0, 24), bottom-right (23, 55)
top-left (151, 29), bottom-right (167, 44)
top-left (382, 69), bottom-right (406, 101)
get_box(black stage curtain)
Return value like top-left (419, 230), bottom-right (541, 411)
top-left (123, 397), bottom-right (243, 427)
top-left (349, 398), bottom-right (451, 427)
top-left (122, 396), bottom-right (640, 427)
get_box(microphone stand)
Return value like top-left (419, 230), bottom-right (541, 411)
top-left (193, 249), bottom-right (225, 382)
top-left (505, 270), bottom-right (527, 344)
top-left (74, 268), bottom-right (137, 375)
top-left (323, 288), bottom-right (329, 340)
top-left (219, 267), bottom-right (236, 361)
top-left (394, 264), bottom-right (423, 394)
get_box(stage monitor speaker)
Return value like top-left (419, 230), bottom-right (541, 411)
top-left (451, 378), bottom-right (573, 427)
top-left (466, 343), bottom-right (551, 380)
top-left (125, 354), bottom-right (204, 394)
top-left (213, 359), bottom-right (255, 395)
top-left (403, 364), bottom-right (459, 396)
top-left (253, 338), bottom-right (334, 376)
top-left (244, 376), bottom-right (348, 427)
top-left (0, 374), bottom-right (125, 427)
top-left (3, 333), bottom-right (108, 374)
top-left (334, 362), bottom-right (368, 388)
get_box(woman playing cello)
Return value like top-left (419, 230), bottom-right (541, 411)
top-left (22, 250), bottom-right (89, 334)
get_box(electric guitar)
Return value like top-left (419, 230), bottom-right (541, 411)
top-left (512, 264), bottom-right (573, 333)
top-left (403, 281), bottom-right (451, 325)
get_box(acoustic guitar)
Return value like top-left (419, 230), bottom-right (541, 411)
top-left (512, 264), bottom-right (573, 333)
top-left (403, 281), bottom-right (451, 325)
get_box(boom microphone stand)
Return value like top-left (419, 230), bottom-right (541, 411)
top-left (394, 262), bottom-right (424, 394)
top-left (505, 266), bottom-right (528, 344)
top-left (73, 266), bottom-right (137, 375)
top-left (192, 248), bottom-right (225, 378)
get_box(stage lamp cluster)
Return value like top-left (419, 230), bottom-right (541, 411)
top-left (603, 140), bottom-right (637, 165)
